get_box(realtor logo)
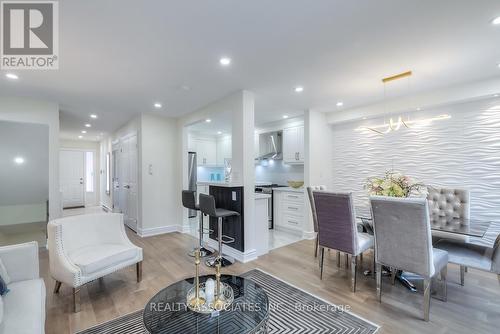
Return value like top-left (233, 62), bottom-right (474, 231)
top-left (1, 1), bottom-right (58, 69)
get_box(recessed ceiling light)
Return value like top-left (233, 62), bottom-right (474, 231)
top-left (362, 117), bottom-right (367, 120)
top-left (217, 131), bottom-right (222, 135)
top-left (494, 94), bottom-right (499, 97)
top-left (492, 16), bottom-right (500, 25)
top-left (5, 73), bottom-right (18, 80)
top-left (336, 101), bottom-right (344, 107)
top-left (78, 135), bottom-right (83, 139)
top-left (283, 115), bottom-right (289, 119)
top-left (416, 107), bottom-right (422, 111)
top-left (205, 119), bottom-right (211, 123)
top-left (14, 156), bottom-right (24, 164)
top-left (219, 57), bottom-right (231, 66)
top-left (81, 130), bottom-right (87, 134)
top-left (90, 114), bottom-right (98, 119)
top-left (294, 86), bottom-right (304, 93)
top-left (154, 102), bottom-right (162, 108)
top-left (85, 123), bottom-right (91, 128)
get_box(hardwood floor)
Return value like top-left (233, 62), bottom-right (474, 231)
top-left (41, 230), bottom-right (500, 334)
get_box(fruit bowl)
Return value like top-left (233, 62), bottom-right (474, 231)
top-left (287, 181), bottom-right (304, 189)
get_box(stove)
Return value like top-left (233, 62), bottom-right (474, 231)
top-left (255, 184), bottom-right (287, 228)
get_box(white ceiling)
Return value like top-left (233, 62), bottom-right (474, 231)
top-left (1, 0), bottom-right (500, 140)
top-left (0, 121), bottom-right (49, 205)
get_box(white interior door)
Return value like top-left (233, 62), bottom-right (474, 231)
top-left (126, 135), bottom-right (138, 231)
top-left (60, 150), bottom-right (85, 208)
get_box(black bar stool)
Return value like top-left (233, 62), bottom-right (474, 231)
top-left (182, 190), bottom-right (214, 257)
top-left (199, 193), bottom-right (239, 267)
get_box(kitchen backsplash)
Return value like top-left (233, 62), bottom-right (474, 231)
top-left (255, 160), bottom-right (304, 185)
top-left (197, 166), bottom-right (225, 182)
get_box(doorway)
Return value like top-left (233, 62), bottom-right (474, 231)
top-left (60, 149), bottom-right (97, 208)
top-left (112, 134), bottom-right (139, 232)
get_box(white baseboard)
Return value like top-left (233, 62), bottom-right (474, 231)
top-left (138, 225), bottom-right (183, 237)
top-left (302, 230), bottom-right (316, 240)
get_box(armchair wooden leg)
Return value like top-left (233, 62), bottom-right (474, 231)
top-left (345, 253), bottom-right (349, 268)
top-left (460, 265), bottom-right (465, 286)
top-left (376, 263), bottom-right (382, 302)
top-left (54, 281), bottom-right (62, 294)
top-left (423, 278), bottom-right (431, 321)
top-left (73, 288), bottom-right (81, 313)
top-left (336, 251), bottom-right (341, 267)
top-left (137, 261), bottom-right (143, 283)
top-left (351, 255), bottom-right (357, 292)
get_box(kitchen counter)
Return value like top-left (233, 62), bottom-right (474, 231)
top-left (255, 193), bottom-right (271, 200)
top-left (272, 186), bottom-right (305, 193)
top-left (197, 181), bottom-right (244, 187)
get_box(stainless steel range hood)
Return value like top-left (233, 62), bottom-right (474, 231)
top-left (256, 131), bottom-right (282, 160)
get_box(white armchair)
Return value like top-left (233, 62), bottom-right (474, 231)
top-left (0, 242), bottom-right (46, 334)
top-left (47, 213), bottom-right (143, 312)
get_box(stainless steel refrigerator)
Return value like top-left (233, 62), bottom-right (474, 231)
top-left (188, 152), bottom-right (197, 218)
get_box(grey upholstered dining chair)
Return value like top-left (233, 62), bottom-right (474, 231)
top-left (306, 185), bottom-right (327, 258)
top-left (313, 191), bottom-right (374, 292)
top-left (435, 234), bottom-right (500, 285)
top-left (370, 196), bottom-right (449, 321)
top-left (427, 186), bottom-right (470, 242)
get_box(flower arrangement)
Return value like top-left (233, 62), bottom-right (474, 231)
top-left (364, 171), bottom-right (427, 198)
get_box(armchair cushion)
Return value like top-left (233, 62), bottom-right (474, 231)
top-left (2, 278), bottom-right (45, 334)
top-left (69, 244), bottom-right (139, 276)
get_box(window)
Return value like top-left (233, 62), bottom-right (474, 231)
top-left (85, 151), bottom-right (94, 192)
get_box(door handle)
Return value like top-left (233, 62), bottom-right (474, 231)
top-left (124, 185), bottom-right (131, 189)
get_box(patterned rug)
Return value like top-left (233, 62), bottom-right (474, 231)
top-left (77, 269), bottom-right (379, 334)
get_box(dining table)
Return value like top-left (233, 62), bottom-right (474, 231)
top-left (355, 205), bottom-right (493, 292)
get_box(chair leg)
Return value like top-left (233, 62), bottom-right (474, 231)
top-left (351, 255), bottom-right (357, 292)
top-left (336, 251), bottom-right (341, 267)
top-left (314, 235), bottom-right (319, 258)
top-left (460, 265), bottom-right (465, 286)
top-left (73, 288), bottom-right (81, 313)
top-left (137, 261), bottom-right (143, 283)
top-left (54, 280), bottom-right (62, 294)
top-left (319, 247), bottom-right (325, 280)
top-left (359, 252), bottom-right (363, 265)
top-left (441, 265), bottom-right (448, 302)
top-left (376, 263), bottom-right (382, 302)
top-left (423, 278), bottom-right (431, 321)
top-left (345, 253), bottom-right (349, 268)
top-left (464, 266), bottom-right (468, 273)
top-left (390, 268), bottom-right (397, 285)
top-left (372, 250), bottom-right (376, 279)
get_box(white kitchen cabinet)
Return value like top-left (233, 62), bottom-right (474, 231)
top-left (273, 189), bottom-right (304, 234)
top-left (283, 125), bottom-right (304, 164)
top-left (216, 135), bottom-right (232, 165)
top-left (195, 138), bottom-right (217, 165)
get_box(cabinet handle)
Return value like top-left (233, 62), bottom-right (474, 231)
top-left (288, 206), bottom-right (298, 210)
top-left (288, 195), bottom-right (298, 198)
top-left (203, 158), bottom-right (206, 164)
top-left (287, 219), bottom-right (299, 225)
top-left (297, 152), bottom-right (300, 160)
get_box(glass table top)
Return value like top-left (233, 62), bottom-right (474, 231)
top-left (355, 206), bottom-right (492, 238)
top-left (143, 275), bottom-right (269, 334)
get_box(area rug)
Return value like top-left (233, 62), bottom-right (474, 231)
top-left (77, 269), bottom-right (379, 334)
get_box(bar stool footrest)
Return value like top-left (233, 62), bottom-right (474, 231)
top-left (220, 235), bottom-right (235, 244)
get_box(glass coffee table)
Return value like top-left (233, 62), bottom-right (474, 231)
top-left (143, 275), bottom-right (269, 334)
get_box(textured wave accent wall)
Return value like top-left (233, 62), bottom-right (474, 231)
top-left (331, 99), bottom-right (500, 222)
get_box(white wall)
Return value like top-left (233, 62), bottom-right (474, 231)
top-left (328, 97), bottom-right (500, 220)
top-left (304, 110), bottom-right (333, 239)
top-left (99, 136), bottom-right (113, 209)
top-left (0, 97), bottom-right (61, 219)
top-left (139, 113), bottom-right (180, 234)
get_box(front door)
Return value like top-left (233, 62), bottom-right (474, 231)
top-left (60, 150), bottom-right (85, 208)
